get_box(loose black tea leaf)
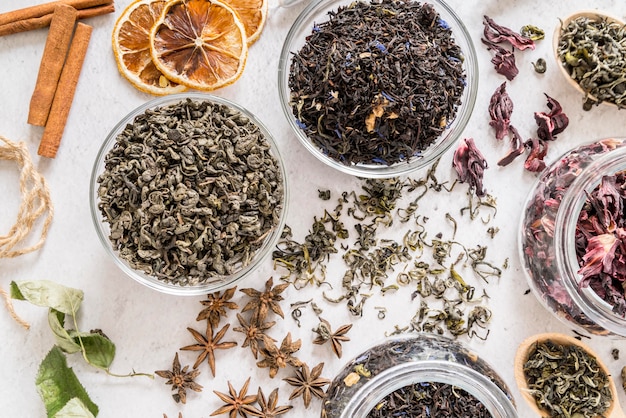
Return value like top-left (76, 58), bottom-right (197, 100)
top-left (323, 336), bottom-right (513, 417)
top-left (556, 16), bottom-right (626, 109)
top-left (523, 340), bottom-right (612, 418)
top-left (288, 0), bottom-right (466, 166)
top-left (367, 381), bottom-right (490, 417)
top-left (96, 99), bottom-right (284, 286)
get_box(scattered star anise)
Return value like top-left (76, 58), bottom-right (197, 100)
top-left (283, 362), bottom-right (330, 408)
top-left (155, 352), bottom-right (203, 404)
top-left (180, 322), bottom-right (237, 376)
top-left (233, 312), bottom-right (276, 359)
top-left (197, 286), bottom-right (239, 328)
top-left (243, 387), bottom-right (293, 417)
top-left (240, 277), bottom-right (289, 322)
top-left (257, 332), bottom-right (302, 378)
top-left (211, 377), bottom-right (257, 418)
top-left (312, 317), bottom-right (352, 358)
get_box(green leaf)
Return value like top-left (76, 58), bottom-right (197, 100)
top-left (10, 280), bottom-right (83, 315)
top-left (48, 309), bottom-right (81, 354)
top-left (71, 331), bottom-right (116, 369)
top-left (9, 281), bottom-right (25, 300)
top-left (36, 346), bottom-right (99, 418)
top-left (54, 398), bottom-right (96, 418)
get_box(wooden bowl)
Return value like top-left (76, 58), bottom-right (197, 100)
top-left (553, 11), bottom-right (625, 108)
top-left (514, 333), bottom-right (623, 417)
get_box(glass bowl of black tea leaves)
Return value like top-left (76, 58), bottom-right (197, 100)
top-left (278, 0), bottom-right (478, 178)
top-left (322, 334), bottom-right (518, 417)
top-left (90, 93), bottom-right (288, 295)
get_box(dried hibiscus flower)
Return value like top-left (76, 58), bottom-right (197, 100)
top-left (576, 173), bottom-right (626, 316)
top-left (489, 82), bottom-right (513, 141)
top-left (523, 137), bottom-right (548, 173)
top-left (535, 94), bottom-right (569, 142)
top-left (497, 125), bottom-right (525, 167)
top-left (481, 38), bottom-right (518, 81)
top-left (483, 15), bottom-right (536, 50)
top-left (452, 138), bottom-right (488, 197)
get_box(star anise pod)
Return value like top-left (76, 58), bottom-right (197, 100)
top-left (197, 286), bottom-right (239, 328)
top-left (257, 332), bottom-right (302, 378)
top-left (155, 352), bottom-right (203, 404)
top-left (180, 322), bottom-right (237, 376)
top-left (240, 277), bottom-right (289, 322)
top-left (283, 362), bottom-right (330, 408)
top-left (211, 377), bottom-right (257, 418)
top-left (233, 312), bottom-right (276, 359)
top-left (312, 317), bottom-right (352, 358)
top-left (243, 387), bottom-right (293, 417)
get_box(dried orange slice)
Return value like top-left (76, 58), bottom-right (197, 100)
top-left (150, 0), bottom-right (248, 91)
top-left (222, 0), bottom-right (268, 45)
top-left (112, 0), bottom-right (187, 95)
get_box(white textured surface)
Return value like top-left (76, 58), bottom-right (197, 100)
top-left (2, 0), bottom-right (626, 417)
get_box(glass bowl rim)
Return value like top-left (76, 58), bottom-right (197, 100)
top-left (89, 92), bottom-right (289, 296)
top-left (277, 0), bottom-right (479, 178)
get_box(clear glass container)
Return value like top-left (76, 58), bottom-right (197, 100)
top-left (322, 334), bottom-right (517, 418)
top-left (89, 93), bottom-right (288, 296)
top-left (277, 0), bottom-right (478, 178)
top-left (520, 138), bottom-right (626, 336)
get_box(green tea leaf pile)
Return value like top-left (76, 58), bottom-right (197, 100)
top-left (96, 98), bottom-right (284, 285)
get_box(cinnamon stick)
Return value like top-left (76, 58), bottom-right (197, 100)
top-left (39, 23), bottom-right (92, 158)
top-left (27, 4), bottom-right (77, 127)
top-left (0, 4), bottom-right (114, 37)
top-left (0, 0), bottom-right (111, 26)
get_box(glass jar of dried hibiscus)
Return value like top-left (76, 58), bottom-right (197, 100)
top-left (321, 334), bottom-right (517, 418)
top-left (520, 138), bottom-right (626, 336)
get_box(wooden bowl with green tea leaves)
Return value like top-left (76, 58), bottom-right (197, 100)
top-left (554, 11), bottom-right (626, 110)
top-left (514, 333), bottom-right (623, 418)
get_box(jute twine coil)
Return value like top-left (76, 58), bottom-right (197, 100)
top-left (1, 134), bottom-right (54, 329)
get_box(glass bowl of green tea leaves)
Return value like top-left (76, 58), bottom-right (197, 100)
top-left (278, 0), bottom-right (478, 178)
top-left (554, 11), bottom-right (626, 110)
top-left (90, 93), bottom-right (288, 296)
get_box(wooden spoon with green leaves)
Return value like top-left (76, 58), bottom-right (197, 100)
top-left (514, 333), bottom-right (623, 418)
top-left (553, 10), bottom-right (626, 109)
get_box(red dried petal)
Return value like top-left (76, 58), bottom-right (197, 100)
top-left (452, 138), bottom-right (488, 197)
top-left (489, 82), bottom-right (513, 141)
top-left (523, 138), bottom-right (548, 172)
top-left (483, 15), bottom-right (536, 51)
top-left (497, 125), bottom-right (525, 166)
top-left (481, 38), bottom-right (518, 80)
top-left (578, 233), bottom-right (619, 285)
top-left (535, 94), bottom-right (569, 141)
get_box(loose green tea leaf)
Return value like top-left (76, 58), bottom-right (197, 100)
top-left (36, 346), bottom-right (99, 418)
top-left (523, 340), bottom-right (612, 418)
top-left (54, 398), bottom-right (96, 418)
top-left (10, 280), bottom-right (83, 315)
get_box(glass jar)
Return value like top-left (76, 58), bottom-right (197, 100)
top-left (321, 334), bottom-right (517, 418)
top-left (520, 138), bottom-right (626, 336)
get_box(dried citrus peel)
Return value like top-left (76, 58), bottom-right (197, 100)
top-left (150, 0), bottom-right (248, 91)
